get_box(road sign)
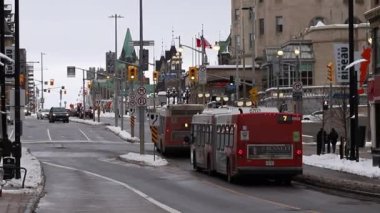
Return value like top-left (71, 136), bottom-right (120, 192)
top-left (130, 40), bottom-right (155, 46)
top-left (293, 81), bottom-right (303, 92)
top-left (137, 86), bottom-right (147, 96)
top-left (137, 97), bottom-right (147, 106)
top-left (5, 46), bottom-right (15, 75)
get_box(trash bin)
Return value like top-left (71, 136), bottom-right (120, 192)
top-left (3, 157), bottom-right (15, 180)
top-left (357, 126), bottom-right (366, 148)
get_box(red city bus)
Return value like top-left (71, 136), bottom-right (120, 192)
top-left (155, 104), bottom-right (204, 154)
top-left (190, 107), bottom-right (303, 183)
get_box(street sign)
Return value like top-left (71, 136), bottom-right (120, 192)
top-left (137, 97), bottom-right (147, 106)
top-left (198, 65), bottom-right (207, 85)
top-left (130, 40), bottom-right (155, 46)
top-left (292, 81), bottom-right (303, 92)
top-left (137, 86), bottom-right (147, 96)
top-left (5, 46), bottom-right (15, 75)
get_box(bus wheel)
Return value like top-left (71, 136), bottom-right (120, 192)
top-left (226, 160), bottom-right (234, 183)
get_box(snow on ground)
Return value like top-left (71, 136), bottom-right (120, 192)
top-left (119, 153), bottom-right (168, 167)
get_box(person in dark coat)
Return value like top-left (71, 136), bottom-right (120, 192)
top-left (316, 128), bottom-right (327, 155)
top-left (329, 128), bottom-right (339, 153)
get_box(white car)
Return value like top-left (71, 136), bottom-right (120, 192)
top-left (302, 110), bottom-right (323, 121)
top-left (37, 109), bottom-right (50, 120)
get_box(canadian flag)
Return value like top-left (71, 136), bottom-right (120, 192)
top-left (196, 37), bottom-right (212, 49)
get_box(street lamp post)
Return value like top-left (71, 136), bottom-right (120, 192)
top-left (109, 14), bottom-right (123, 127)
top-left (277, 50), bottom-right (284, 109)
top-left (40, 52), bottom-right (46, 109)
top-left (294, 48), bottom-right (303, 114)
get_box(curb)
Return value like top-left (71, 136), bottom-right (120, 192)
top-left (294, 173), bottom-right (380, 199)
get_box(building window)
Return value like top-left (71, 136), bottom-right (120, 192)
top-left (259, 18), bottom-right (264, 35)
top-left (276, 16), bottom-right (283, 33)
top-left (235, 9), bottom-right (240, 21)
top-left (249, 33), bottom-right (253, 48)
top-left (235, 35), bottom-right (241, 50)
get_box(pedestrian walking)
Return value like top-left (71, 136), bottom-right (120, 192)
top-left (329, 128), bottom-right (339, 153)
top-left (316, 128), bottom-right (327, 155)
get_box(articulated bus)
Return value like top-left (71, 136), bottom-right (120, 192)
top-left (155, 104), bottom-right (204, 154)
top-left (189, 107), bottom-right (303, 183)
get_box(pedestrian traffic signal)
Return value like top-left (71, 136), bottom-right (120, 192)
top-left (327, 62), bottom-right (334, 82)
top-left (153, 71), bottom-right (159, 82)
top-left (323, 100), bottom-right (328, 110)
top-left (189, 67), bottom-right (198, 81)
top-left (128, 66), bottom-right (138, 81)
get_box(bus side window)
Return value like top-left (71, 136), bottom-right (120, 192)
top-left (201, 124), bottom-right (205, 146)
top-left (228, 125), bottom-right (234, 147)
top-left (221, 125), bottom-right (226, 150)
top-left (216, 125), bottom-right (221, 150)
top-left (205, 125), bottom-right (211, 144)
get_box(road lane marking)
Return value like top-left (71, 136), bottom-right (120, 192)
top-left (302, 134), bottom-right (313, 138)
top-left (79, 129), bottom-right (91, 141)
top-left (43, 162), bottom-right (181, 213)
top-left (47, 129), bottom-right (52, 141)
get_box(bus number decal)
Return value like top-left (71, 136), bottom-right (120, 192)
top-left (277, 115), bottom-right (292, 123)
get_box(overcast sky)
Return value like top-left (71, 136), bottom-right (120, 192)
top-left (15, 0), bottom-right (230, 108)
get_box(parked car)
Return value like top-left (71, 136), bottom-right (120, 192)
top-left (37, 109), bottom-right (50, 120)
top-left (49, 107), bottom-right (69, 123)
top-left (302, 110), bottom-right (323, 121)
top-left (79, 107), bottom-right (94, 119)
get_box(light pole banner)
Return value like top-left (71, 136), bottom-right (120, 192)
top-left (334, 43), bottom-right (361, 84)
top-left (334, 43), bottom-right (349, 84)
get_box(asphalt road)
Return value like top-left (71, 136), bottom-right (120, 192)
top-left (16, 116), bottom-right (380, 212)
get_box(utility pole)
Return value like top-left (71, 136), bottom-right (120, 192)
top-left (0, 0), bottom-right (8, 157)
top-left (14, 0), bottom-right (22, 179)
top-left (348, 0), bottom-right (358, 161)
top-left (139, 0), bottom-right (145, 154)
top-left (40, 52), bottom-right (45, 109)
top-left (110, 14), bottom-right (123, 127)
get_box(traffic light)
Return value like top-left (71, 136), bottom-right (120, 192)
top-left (128, 66), bottom-right (138, 81)
top-left (19, 74), bottom-right (25, 88)
top-left (189, 67), bottom-right (198, 81)
top-left (49, 79), bottom-right (54, 86)
top-left (153, 71), bottom-right (159, 82)
top-left (229, 76), bottom-right (234, 85)
top-left (327, 62), bottom-right (334, 82)
top-left (323, 100), bottom-right (328, 110)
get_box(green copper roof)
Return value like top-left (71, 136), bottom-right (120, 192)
top-left (119, 28), bottom-right (137, 63)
